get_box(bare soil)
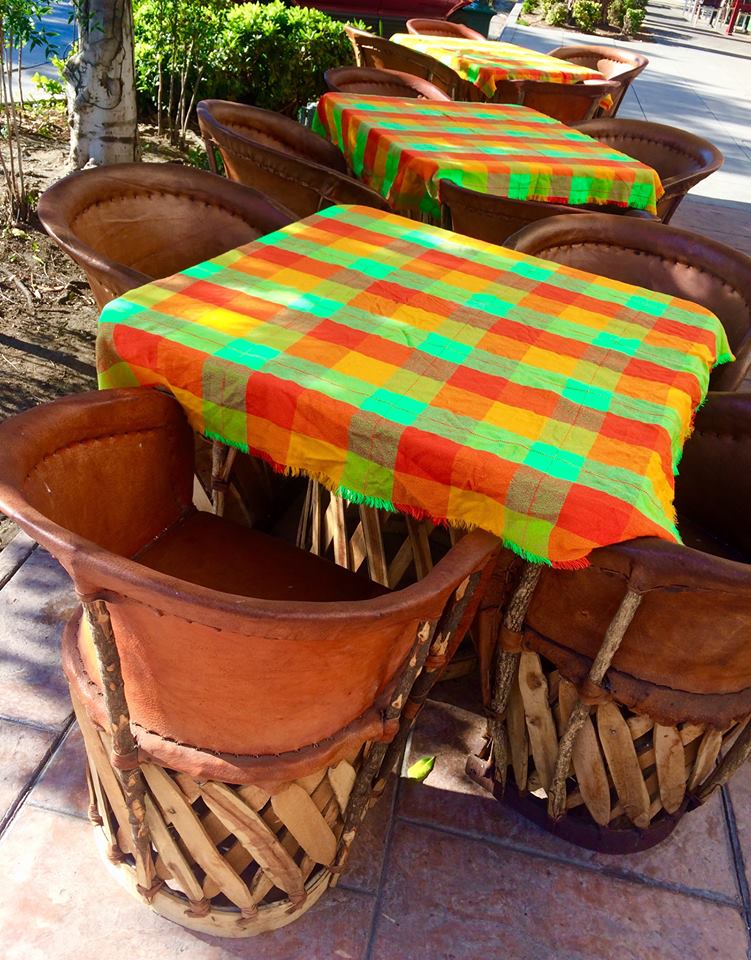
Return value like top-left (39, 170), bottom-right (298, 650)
top-left (0, 106), bottom-right (203, 550)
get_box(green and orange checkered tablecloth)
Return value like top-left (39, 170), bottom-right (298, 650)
top-left (312, 97), bottom-right (663, 219)
top-left (390, 35), bottom-right (605, 99)
top-left (97, 205), bottom-right (730, 568)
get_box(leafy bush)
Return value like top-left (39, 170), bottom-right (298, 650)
top-left (622, 4), bottom-right (646, 33)
top-left (521, 0), bottom-right (538, 12)
top-left (545, 1), bottom-right (569, 25)
top-left (606, 0), bottom-right (626, 28)
top-left (572, 0), bottom-right (602, 32)
top-left (133, 0), bottom-right (355, 140)
top-left (218, 2), bottom-right (354, 113)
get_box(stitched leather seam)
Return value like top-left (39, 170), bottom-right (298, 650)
top-left (23, 426), bottom-right (166, 485)
top-left (70, 191), bottom-right (252, 228)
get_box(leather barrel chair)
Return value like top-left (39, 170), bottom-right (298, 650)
top-left (37, 161), bottom-right (296, 531)
top-left (350, 32), bottom-right (478, 100)
top-left (576, 118), bottom-right (723, 222)
top-left (37, 162), bottom-right (294, 311)
top-left (489, 77), bottom-right (621, 124)
top-left (470, 392), bottom-right (751, 852)
top-left (0, 387), bottom-right (499, 934)
top-left (325, 65), bottom-right (451, 100)
top-left (196, 99), bottom-right (390, 218)
top-left (506, 213), bottom-right (751, 391)
top-left (439, 180), bottom-right (655, 245)
top-left (405, 17), bottom-right (485, 38)
top-left (550, 45), bottom-right (649, 117)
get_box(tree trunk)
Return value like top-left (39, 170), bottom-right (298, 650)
top-left (64, 0), bottom-right (139, 168)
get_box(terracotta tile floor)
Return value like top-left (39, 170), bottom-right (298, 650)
top-left (1, 549), bottom-right (751, 959)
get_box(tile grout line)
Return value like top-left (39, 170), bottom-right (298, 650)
top-left (396, 811), bottom-right (742, 909)
top-left (0, 714), bottom-right (75, 841)
top-left (0, 712), bottom-right (72, 735)
top-left (720, 785), bottom-right (751, 957)
top-left (360, 741), bottom-right (413, 960)
top-left (0, 538), bottom-right (37, 593)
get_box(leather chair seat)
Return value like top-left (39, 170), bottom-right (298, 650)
top-left (137, 510), bottom-right (389, 602)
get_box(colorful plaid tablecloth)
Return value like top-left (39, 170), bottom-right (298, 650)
top-left (391, 35), bottom-right (605, 99)
top-left (97, 205), bottom-right (730, 568)
top-left (312, 97), bottom-right (663, 219)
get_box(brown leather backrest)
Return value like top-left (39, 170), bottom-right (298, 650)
top-left (325, 66), bottom-right (451, 101)
top-left (197, 100), bottom-right (348, 173)
top-left (0, 388), bottom-right (194, 561)
top-left (38, 163), bottom-right (294, 309)
top-left (197, 101), bottom-right (390, 217)
top-left (0, 387), bottom-right (499, 775)
top-left (440, 180), bottom-right (592, 244)
top-left (405, 18), bottom-right (485, 39)
top-left (576, 119), bottom-right (723, 211)
top-left (496, 79), bottom-right (621, 124)
top-left (523, 537), bottom-right (751, 726)
top-left (354, 33), bottom-right (471, 99)
top-left (676, 392), bottom-right (751, 559)
top-left (505, 214), bottom-right (751, 391)
top-left (548, 46), bottom-right (648, 116)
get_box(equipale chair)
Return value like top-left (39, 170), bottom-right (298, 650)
top-left (549, 44), bottom-right (649, 117)
top-left (506, 213), bottom-right (751, 391)
top-left (439, 180), bottom-right (655, 245)
top-left (576, 118), bottom-right (723, 223)
top-left (38, 163), bottom-right (294, 311)
top-left (405, 17), bottom-right (485, 39)
top-left (325, 65), bottom-right (451, 100)
top-left (197, 99), bottom-right (390, 219)
top-left (489, 77), bottom-right (621, 124)
top-left (0, 387), bottom-right (499, 935)
top-left (469, 391), bottom-right (751, 852)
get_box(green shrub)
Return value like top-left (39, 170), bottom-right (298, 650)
top-left (521, 0), bottom-right (538, 13)
top-left (218, 2), bottom-right (354, 113)
top-left (133, 0), bottom-right (355, 140)
top-left (545, 1), bottom-right (569, 25)
top-left (572, 0), bottom-right (602, 32)
top-left (606, 0), bottom-right (625, 28)
top-left (622, 5), bottom-right (645, 33)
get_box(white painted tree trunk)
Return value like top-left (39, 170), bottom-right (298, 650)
top-left (64, 0), bottom-right (139, 168)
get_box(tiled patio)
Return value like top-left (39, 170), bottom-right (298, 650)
top-left (2, 534), bottom-right (751, 960)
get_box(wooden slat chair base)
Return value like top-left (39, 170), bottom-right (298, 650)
top-left (72, 689), bottom-right (363, 936)
top-left (468, 650), bottom-right (749, 853)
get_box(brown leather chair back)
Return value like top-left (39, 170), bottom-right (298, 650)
top-left (0, 387), bottom-right (499, 782)
top-left (405, 18), bottom-right (485, 39)
top-left (352, 32), bottom-right (475, 100)
top-left (439, 180), bottom-right (654, 245)
top-left (491, 78), bottom-right (621, 124)
top-left (325, 65), bottom-right (451, 100)
top-left (550, 45), bottom-right (648, 116)
top-left (576, 118), bottom-right (723, 222)
top-left (506, 214), bottom-right (751, 391)
top-left (344, 25), bottom-right (375, 66)
top-left (506, 394), bottom-right (751, 729)
top-left (37, 163), bottom-right (293, 310)
top-left (197, 99), bottom-right (389, 219)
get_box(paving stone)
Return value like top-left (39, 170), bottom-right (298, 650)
top-left (725, 760), bottom-right (751, 899)
top-left (369, 820), bottom-right (750, 960)
top-left (27, 723), bottom-right (89, 820)
top-left (0, 548), bottom-right (77, 730)
top-left (399, 699), bottom-right (740, 903)
top-left (0, 719), bottom-right (56, 827)
top-left (0, 805), bottom-right (376, 960)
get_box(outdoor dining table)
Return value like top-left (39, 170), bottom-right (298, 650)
top-left (97, 204), bottom-right (730, 570)
top-left (312, 97), bottom-right (664, 221)
top-left (390, 34), bottom-right (606, 100)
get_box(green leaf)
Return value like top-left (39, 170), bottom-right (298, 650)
top-left (407, 756), bottom-right (435, 782)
